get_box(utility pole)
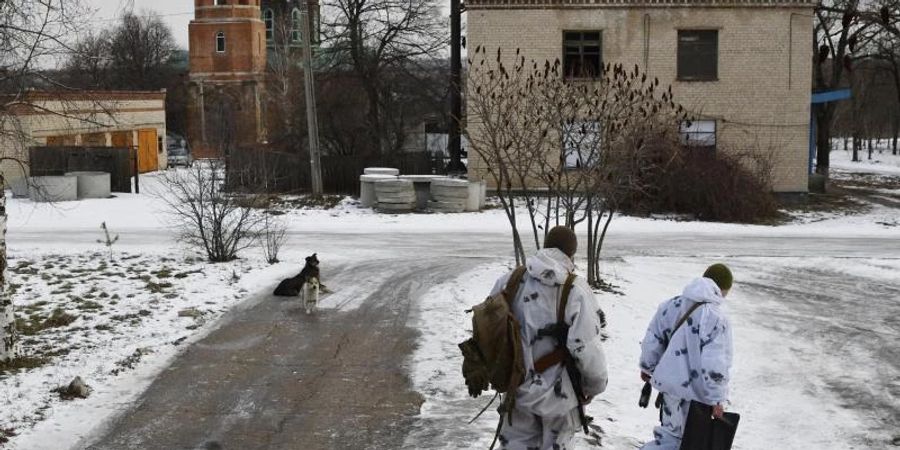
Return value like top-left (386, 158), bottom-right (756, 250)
top-left (300, 1), bottom-right (323, 195)
top-left (447, 0), bottom-right (466, 175)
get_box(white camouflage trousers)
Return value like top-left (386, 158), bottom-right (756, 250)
top-left (640, 393), bottom-right (691, 450)
top-left (498, 404), bottom-right (581, 450)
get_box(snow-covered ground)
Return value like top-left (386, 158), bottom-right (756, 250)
top-left (1, 251), bottom-right (299, 447)
top-left (404, 256), bottom-right (900, 449)
top-left (1, 162), bottom-right (899, 449)
top-left (831, 139), bottom-right (900, 176)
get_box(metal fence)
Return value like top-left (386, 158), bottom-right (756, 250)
top-left (227, 148), bottom-right (446, 194)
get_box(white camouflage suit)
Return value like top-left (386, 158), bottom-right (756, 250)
top-left (490, 248), bottom-right (609, 450)
top-left (638, 278), bottom-right (734, 450)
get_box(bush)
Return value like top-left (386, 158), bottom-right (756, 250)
top-left (626, 147), bottom-right (779, 223)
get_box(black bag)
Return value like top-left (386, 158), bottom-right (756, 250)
top-left (679, 401), bottom-right (740, 450)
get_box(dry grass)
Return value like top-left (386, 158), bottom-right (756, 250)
top-left (0, 356), bottom-right (50, 375)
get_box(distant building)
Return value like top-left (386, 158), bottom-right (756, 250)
top-left (186, 0), bottom-right (319, 159)
top-left (0, 90), bottom-right (167, 182)
top-left (260, 0), bottom-right (320, 58)
top-left (466, 0), bottom-right (815, 193)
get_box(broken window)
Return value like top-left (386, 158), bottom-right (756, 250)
top-left (563, 31), bottom-right (602, 79)
top-left (563, 121), bottom-right (602, 169)
top-left (677, 30), bottom-right (718, 81)
top-left (680, 120), bottom-right (717, 152)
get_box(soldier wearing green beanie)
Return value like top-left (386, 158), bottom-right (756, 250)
top-left (637, 264), bottom-right (735, 450)
top-left (703, 263), bottom-right (733, 295)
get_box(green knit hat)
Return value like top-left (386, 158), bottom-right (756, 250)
top-left (703, 263), bottom-right (733, 292)
top-left (544, 226), bottom-right (578, 257)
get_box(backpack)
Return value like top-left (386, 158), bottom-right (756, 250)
top-left (458, 266), bottom-right (528, 414)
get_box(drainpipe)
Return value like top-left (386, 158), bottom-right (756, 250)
top-left (643, 14), bottom-right (651, 71)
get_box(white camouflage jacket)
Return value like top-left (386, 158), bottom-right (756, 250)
top-left (491, 248), bottom-right (609, 418)
top-left (639, 277), bottom-right (733, 405)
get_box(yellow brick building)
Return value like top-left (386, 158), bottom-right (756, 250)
top-left (466, 0), bottom-right (815, 193)
top-left (0, 91), bottom-right (167, 182)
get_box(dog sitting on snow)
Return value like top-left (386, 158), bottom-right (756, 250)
top-left (303, 275), bottom-right (320, 315)
top-left (273, 253), bottom-right (320, 297)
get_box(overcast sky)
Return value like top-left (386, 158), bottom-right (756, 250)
top-left (90, 0), bottom-right (453, 50)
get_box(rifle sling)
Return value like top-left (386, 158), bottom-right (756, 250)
top-left (665, 301), bottom-right (708, 349)
top-left (533, 273), bottom-right (577, 373)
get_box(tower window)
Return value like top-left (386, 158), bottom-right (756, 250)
top-left (263, 9), bottom-right (274, 41)
top-left (291, 8), bottom-right (302, 43)
top-left (216, 32), bottom-right (226, 53)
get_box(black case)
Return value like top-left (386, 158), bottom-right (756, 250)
top-left (679, 401), bottom-right (741, 450)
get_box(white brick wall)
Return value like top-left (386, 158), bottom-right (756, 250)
top-left (467, 6), bottom-right (814, 193)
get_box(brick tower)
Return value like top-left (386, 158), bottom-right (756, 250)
top-left (187, 0), bottom-right (267, 159)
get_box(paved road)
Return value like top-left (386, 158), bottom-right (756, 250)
top-left (9, 229), bottom-right (900, 260)
top-left (27, 228), bottom-right (897, 449)
top-left (85, 257), bottom-right (475, 450)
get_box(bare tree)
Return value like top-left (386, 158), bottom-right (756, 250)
top-left (105, 11), bottom-right (178, 90)
top-left (464, 47), bottom-right (555, 264)
top-left (0, 0), bottom-right (92, 363)
top-left (466, 47), bottom-right (686, 285)
top-left (532, 62), bottom-right (686, 286)
top-left (158, 160), bottom-right (265, 263)
top-left (265, 5), bottom-right (306, 148)
top-left (321, 0), bottom-right (448, 156)
top-left (62, 32), bottom-right (112, 89)
top-left (870, 1), bottom-right (900, 154)
top-left (812, 0), bottom-right (900, 175)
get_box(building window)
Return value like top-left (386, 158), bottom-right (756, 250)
top-left (216, 32), bottom-right (226, 53)
top-left (680, 120), bottom-right (717, 151)
top-left (291, 8), bottom-right (302, 43)
top-left (263, 8), bottom-right (274, 41)
top-left (563, 31), bottom-right (602, 79)
top-left (563, 121), bottom-right (602, 168)
top-left (678, 30), bottom-right (718, 81)
top-left (215, 0), bottom-right (227, 5)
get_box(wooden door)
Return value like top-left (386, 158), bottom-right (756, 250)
top-left (137, 129), bottom-right (159, 173)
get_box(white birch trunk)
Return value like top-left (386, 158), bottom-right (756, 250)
top-left (0, 175), bottom-right (16, 362)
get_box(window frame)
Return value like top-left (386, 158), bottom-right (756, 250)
top-left (677, 29), bottom-right (719, 82)
top-left (215, 31), bottom-right (226, 53)
top-left (562, 31), bottom-right (603, 80)
top-left (679, 120), bottom-right (717, 152)
top-left (291, 8), bottom-right (303, 43)
top-left (263, 8), bottom-right (274, 42)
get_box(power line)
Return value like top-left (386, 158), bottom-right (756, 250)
top-left (87, 11), bottom-right (194, 24)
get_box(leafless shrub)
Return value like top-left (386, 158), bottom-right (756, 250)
top-left (261, 211), bottom-right (288, 265)
top-left (465, 47), bottom-right (687, 285)
top-left (627, 145), bottom-right (780, 223)
top-left (96, 222), bottom-right (119, 260)
top-left (158, 160), bottom-right (264, 263)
